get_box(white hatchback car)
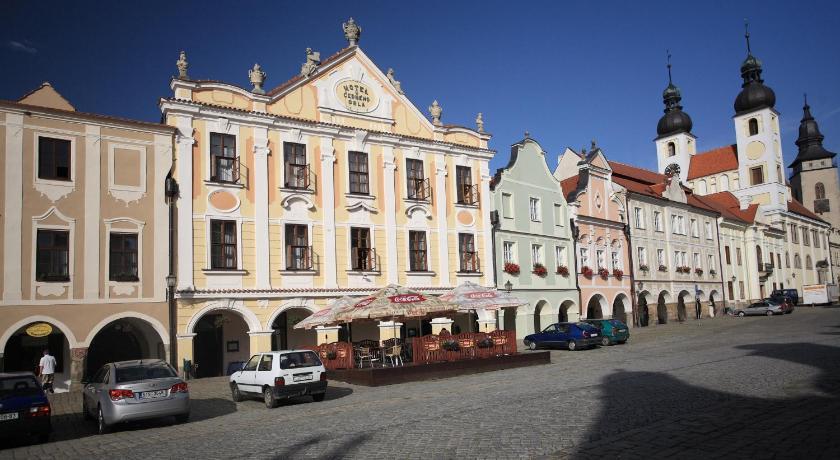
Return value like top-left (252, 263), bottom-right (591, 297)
top-left (229, 350), bottom-right (327, 408)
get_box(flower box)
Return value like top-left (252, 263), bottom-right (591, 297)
top-left (598, 267), bottom-right (610, 280)
top-left (477, 337), bottom-right (493, 348)
top-left (581, 266), bottom-right (594, 278)
top-left (658, 265), bottom-right (667, 272)
top-left (694, 268), bottom-right (703, 276)
top-left (556, 265), bottom-right (570, 277)
top-left (709, 269), bottom-right (717, 275)
top-left (639, 264), bottom-right (650, 272)
top-left (441, 339), bottom-right (460, 352)
top-left (612, 268), bottom-right (624, 280)
top-left (532, 263), bottom-right (548, 277)
top-left (503, 263), bottom-right (520, 275)
top-left (676, 266), bottom-right (691, 274)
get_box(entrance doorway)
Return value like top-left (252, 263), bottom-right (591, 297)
top-left (613, 294), bottom-right (629, 324)
top-left (271, 308), bottom-right (316, 351)
top-left (638, 292), bottom-right (650, 327)
top-left (657, 291), bottom-right (670, 324)
top-left (193, 311), bottom-right (250, 378)
top-left (586, 295), bottom-right (605, 319)
top-left (677, 291), bottom-right (690, 322)
top-left (85, 318), bottom-right (164, 378)
top-left (3, 323), bottom-right (69, 379)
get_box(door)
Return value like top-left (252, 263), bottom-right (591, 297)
top-left (84, 366), bottom-right (109, 416)
top-left (556, 324), bottom-right (571, 347)
top-left (235, 355), bottom-right (261, 393)
top-left (255, 354), bottom-right (275, 389)
top-left (537, 324), bottom-right (558, 347)
top-left (194, 314), bottom-right (224, 377)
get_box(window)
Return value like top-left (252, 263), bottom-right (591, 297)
top-left (725, 246), bottom-right (731, 265)
top-left (210, 133), bottom-right (238, 183)
top-left (406, 158), bottom-right (429, 200)
top-left (705, 222), bottom-right (713, 239)
top-left (243, 355), bottom-right (260, 372)
top-left (678, 216), bottom-right (685, 234)
top-left (697, 180), bottom-right (707, 195)
top-left (285, 224), bottom-right (311, 270)
top-left (408, 231), bottom-right (428, 272)
top-left (210, 220), bottom-right (237, 270)
top-left (673, 251), bottom-right (680, 268)
top-left (637, 247), bottom-right (647, 265)
top-left (667, 142), bottom-right (676, 157)
top-left (657, 249), bottom-right (665, 267)
top-left (749, 166), bottom-right (764, 186)
top-left (708, 254), bottom-right (715, 270)
top-left (739, 281), bottom-right (745, 300)
top-left (736, 247), bottom-right (743, 266)
top-left (283, 142), bottom-right (309, 189)
top-left (806, 255), bottom-right (813, 270)
top-left (785, 252), bottom-right (790, 268)
top-left (580, 248), bottom-right (590, 267)
top-left (748, 117), bottom-right (759, 136)
top-left (456, 166), bottom-right (477, 205)
top-left (815, 182), bottom-right (826, 199)
top-left (503, 241), bottom-right (515, 264)
top-left (554, 204), bottom-right (563, 226)
top-left (693, 253), bottom-right (701, 269)
top-left (531, 244), bottom-right (543, 265)
top-left (802, 228), bottom-right (810, 246)
top-left (529, 197), bottom-right (541, 222)
top-left (36, 229), bottom-right (70, 281)
top-left (38, 137), bottom-right (71, 181)
top-left (727, 281), bottom-right (735, 300)
top-left (458, 233), bottom-right (478, 272)
top-left (813, 230), bottom-right (819, 248)
top-left (634, 207), bottom-right (644, 229)
top-left (596, 249), bottom-right (605, 269)
top-left (611, 251), bottom-right (620, 270)
top-left (690, 219), bottom-right (698, 238)
top-left (258, 354), bottom-right (273, 372)
top-left (109, 233), bottom-right (138, 281)
top-left (555, 246), bottom-right (566, 268)
top-left (776, 165), bottom-right (782, 183)
top-left (794, 253), bottom-right (801, 269)
top-left (653, 211), bottom-right (663, 232)
top-left (671, 215), bottom-right (677, 234)
top-left (756, 245), bottom-right (763, 267)
top-left (502, 193), bottom-right (513, 218)
top-left (348, 151), bottom-right (369, 195)
top-left (776, 253), bottom-right (781, 267)
top-left (350, 227), bottom-right (373, 271)
top-left (790, 224), bottom-right (799, 244)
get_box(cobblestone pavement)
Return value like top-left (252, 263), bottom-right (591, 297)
top-left (3, 307), bottom-right (839, 459)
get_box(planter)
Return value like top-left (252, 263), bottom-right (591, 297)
top-left (581, 266), bottom-right (594, 278)
top-left (612, 269), bottom-right (624, 280)
top-left (556, 265), bottom-right (570, 277)
top-left (532, 263), bottom-right (548, 277)
top-left (658, 265), bottom-right (667, 272)
top-left (639, 264), bottom-right (649, 273)
top-left (504, 263), bottom-right (520, 275)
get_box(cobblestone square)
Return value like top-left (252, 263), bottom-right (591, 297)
top-left (3, 307), bottom-right (839, 459)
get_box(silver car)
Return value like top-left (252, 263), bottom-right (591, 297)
top-left (734, 300), bottom-right (785, 317)
top-left (82, 359), bottom-right (189, 434)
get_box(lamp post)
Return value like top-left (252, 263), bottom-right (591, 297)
top-left (504, 280), bottom-right (513, 293)
top-left (165, 175), bottom-right (179, 370)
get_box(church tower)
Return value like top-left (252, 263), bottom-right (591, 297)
top-left (789, 97), bottom-right (839, 229)
top-left (730, 25), bottom-right (787, 211)
top-left (655, 54), bottom-right (696, 183)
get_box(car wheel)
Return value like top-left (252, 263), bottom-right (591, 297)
top-left (600, 337), bottom-right (610, 347)
top-left (618, 340), bottom-right (627, 344)
top-left (527, 341), bottom-right (537, 351)
top-left (82, 397), bottom-right (93, 421)
top-left (97, 406), bottom-right (109, 435)
top-left (313, 393), bottom-right (326, 402)
top-left (174, 413), bottom-right (189, 424)
top-left (766, 310), bottom-right (773, 316)
top-left (738, 311), bottom-right (745, 317)
top-left (264, 387), bottom-right (278, 409)
top-left (36, 432), bottom-right (50, 444)
top-left (567, 340), bottom-right (577, 351)
top-left (231, 383), bottom-right (243, 402)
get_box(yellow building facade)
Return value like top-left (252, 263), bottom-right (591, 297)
top-left (161, 22), bottom-right (495, 376)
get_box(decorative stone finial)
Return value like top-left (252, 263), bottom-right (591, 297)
top-left (300, 48), bottom-right (321, 77)
top-left (591, 139), bottom-right (597, 151)
top-left (386, 68), bottom-right (404, 94)
top-left (428, 100), bottom-right (442, 126)
top-left (249, 63), bottom-right (267, 94)
top-left (475, 113), bottom-right (484, 133)
top-left (524, 130), bottom-right (530, 139)
top-left (343, 17), bottom-right (362, 46)
top-left (176, 51), bottom-right (189, 79)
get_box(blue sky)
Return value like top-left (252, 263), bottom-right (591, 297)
top-left (3, 0), bottom-right (839, 174)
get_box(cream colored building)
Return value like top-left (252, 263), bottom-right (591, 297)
top-left (161, 20), bottom-right (495, 377)
top-left (0, 83), bottom-right (175, 391)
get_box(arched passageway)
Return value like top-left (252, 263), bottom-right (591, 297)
top-left (657, 291), bottom-right (671, 324)
top-left (193, 311), bottom-right (251, 378)
top-left (613, 294), bottom-right (630, 324)
top-left (533, 300), bottom-right (548, 333)
top-left (85, 318), bottom-right (165, 378)
top-left (586, 295), bottom-right (606, 319)
top-left (501, 306), bottom-right (517, 333)
top-left (638, 291), bottom-right (651, 327)
top-left (271, 308), bottom-right (317, 350)
top-left (677, 291), bottom-right (690, 322)
top-left (709, 290), bottom-right (720, 317)
top-left (558, 300), bottom-right (576, 323)
top-left (3, 322), bottom-right (70, 389)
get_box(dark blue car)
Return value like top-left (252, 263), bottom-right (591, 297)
top-left (524, 322), bottom-right (602, 351)
top-left (0, 373), bottom-right (52, 444)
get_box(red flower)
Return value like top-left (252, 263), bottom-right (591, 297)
top-left (694, 268), bottom-right (704, 276)
top-left (504, 263), bottom-right (520, 275)
top-left (598, 267), bottom-right (610, 280)
top-left (581, 266), bottom-right (594, 278)
top-left (612, 268), bottom-right (624, 280)
top-left (556, 265), bottom-right (569, 277)
top-left (532, 263), bottom-right (548, 277)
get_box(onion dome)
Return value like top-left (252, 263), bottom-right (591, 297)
top-left (789, 96), bottom-right (837, 169)
top-left (734, 26), bottom-right (776, 115)
top-left (656, 56), bottom-right (693, 138)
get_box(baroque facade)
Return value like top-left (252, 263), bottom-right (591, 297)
top-left (161, 22), bottom-right (495, 376)
top-left (0, 83), bottom-right (175, 391)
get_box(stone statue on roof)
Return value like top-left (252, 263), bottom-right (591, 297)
top-left (300, 48), bottom-right (321, 77)
top-left (249, 63), bottom-right (267, 94)
top-left (475, 113), bottom-right (484, 133)
top-left (343, 18), bottom-right (362, 46)
top-left (176, 51), bottom-right (188, 79)
top-left (429, 100), bottom-right (442, 126)
top-left (386, 68), bottom-right (404, 94)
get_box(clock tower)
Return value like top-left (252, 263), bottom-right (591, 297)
top-left (655, 55), bottom-right (696, 184)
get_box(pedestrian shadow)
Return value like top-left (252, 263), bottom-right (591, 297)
top-left (566, 342), bottom-right (840, 458)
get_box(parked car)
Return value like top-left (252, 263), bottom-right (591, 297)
top-left (523, 322), bottom-right (601, 351)
top-left (733, 300), bottom-right (785, 317)
top-left (0, 372), bottom-right (51, 444)
top-left (82, 360), bottom-right (190, 435)
top-left (770, 289), bottom-right (799, 306)
top-left (768, 295), bottom-right (795, 314)
top-left (582, 319), bottom-right (630, 346)
top-left (229, 350), bottom-right (328, 408)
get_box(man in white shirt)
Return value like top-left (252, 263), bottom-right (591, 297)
top-left (38, 349), bottom-right (57, 393)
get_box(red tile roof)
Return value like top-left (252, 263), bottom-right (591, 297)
top-left (608, 160), bottom-right (718, 214)
top-left (609, 160), bottom-right (667, 185)
top-left (560, 176), bottom-right (579, 197)
top-left (687, 145), bottom-right (739, 180)
top-left (787, 198), bottom-right (825, 223)
top-left (693, 192), bottom-right (758, 224)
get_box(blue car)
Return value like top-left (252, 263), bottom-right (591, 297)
top-left (524, 322), bottom-right (602, 351)
top-left (0, 372), bottom-right (52, 444)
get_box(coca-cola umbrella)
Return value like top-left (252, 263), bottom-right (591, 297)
top-left (293, 296), bottom-right (358, 330)
top-left (438, 281), bottom-right (527, 332)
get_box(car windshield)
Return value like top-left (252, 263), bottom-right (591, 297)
top-left (0, 376), bottom-right (42, 400)
top-left (576, 322), bottom-right (599, 331)
top-left (279, 352), bottom-right (322, 370)
top-left (115, 363), bottom-right (177, 383)
top-left (609, 320), bottom-right (626, 328)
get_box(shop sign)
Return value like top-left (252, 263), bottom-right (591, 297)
top-left (26, 323), bottom-right (53, 338)
top-left (335, 80), bottom-right (378, 113)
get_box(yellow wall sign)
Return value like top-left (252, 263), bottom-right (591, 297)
top-left (26, 323), bottom-right (53, 337)
top-left (335, 80), bottom-right (378, 113)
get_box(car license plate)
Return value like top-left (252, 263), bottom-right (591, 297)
top-left (0, 412), bottom-right (19, 421)
top-left (591, 333), bottom-right (598, 337)
top-left (139, 390), bottom-right (167, 399)
top-left (292, 373), bottom-right (313, 382)
top-left (618, 329), bottom-right (627, 332)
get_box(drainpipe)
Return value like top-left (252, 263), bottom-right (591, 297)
top-left (623, 222), bottom-right (639, 327)
top-left (571, 218), bottom-right (582, 319)
top-left (715, 218), bottom-right (726, 315)
top-left (490, 210), bottom-right (500, 330)
top-left (165, 173), bottom-right (179, 369)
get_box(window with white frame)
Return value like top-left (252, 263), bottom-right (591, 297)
top-left (654, 211), bottom-right (663, 232)
top-left (529, 197), bottom-right (541, 222)
top-left (693, 252), bottom-right (701, 268)
top-left (690, 219), bottom-right (699, 237)
top-left (671, 215), bottom-right (678, 234)
top-left (502, 241), bottom-right (515, 264)
top-left (611, 251), bottom-right (620, 270)
top-left (596, 249), bottom-right (605, 269)
top-left (674, 251), bottom-right (680, 267)
top-left (531, 244), bottom-right (543, 265)
top-left (555, 246), bottom-right (566, 268)
top-left (580, 247), bottom-right (590, 267)
top-left (704, 221), bottom-right (713, 239)
top-left (554, 204), bottom-right (563, 226)
top-left (502, 193), bottom-right (513, 218)
top-left (634, 207), bottom-right (644, 229)
top-left (637, 247), bottom-right (647, 265)
top-left (678, 216), bottom-right (685, 234)
top-left (708, 254), bottom-right (715, 270)
top-left (657, 249), bottom-right (665, 266)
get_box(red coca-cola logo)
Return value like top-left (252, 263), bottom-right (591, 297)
top-left (389, 294), bottom-right (425, 303)
top-left (354, 297), bottom-right (375, 308)
top-left (466, 292), bottom-right (497, 300)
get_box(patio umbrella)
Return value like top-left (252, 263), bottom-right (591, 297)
top-left (438, 281), bottom-right (528, 333)
top-left (293, 296), bottom-right (359, 343)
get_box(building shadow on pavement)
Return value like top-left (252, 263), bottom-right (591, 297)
top-left (269, 432), bottom-right (372, 459)
top-left (565, 342), bottom-right (840, 459)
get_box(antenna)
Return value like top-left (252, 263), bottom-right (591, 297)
top-left (744, 19), bottom-right (752, 54)
top-left (666, 49), bottom-right (673, 84)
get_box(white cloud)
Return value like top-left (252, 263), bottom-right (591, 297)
top-left (7, 40), bottom-right (38, 54)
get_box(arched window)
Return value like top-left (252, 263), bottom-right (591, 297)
top-left (755, 245), bottom-right (763, 267)
top-left (806, 255), bottom-right (813, 270)
top-left (794, 253), bottom-right (801, 269)
top-left (748, 118), bottom-right (759, 136)
top-left (667, 142), bottom-right (676, 157)
top-left (698, 179), bottom-right (707, 195)
top-left (785, 252), bottom-right (790, 268)
top-left (815, 182), bottom-right (826, 200)
top-left (719, 174), bottom-right (730, 192)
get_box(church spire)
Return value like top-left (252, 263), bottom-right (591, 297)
top-left (734, 21), bottom-right (776, 114)
top-left (790, 97), bottom-right (837, 169)
top-left (656, 50), bottom-right (693, 138)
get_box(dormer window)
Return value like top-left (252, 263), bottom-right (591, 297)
top-left (748, 118), bottom-right (759, 136)
top-left (667, 142), bottom-right (676, 157)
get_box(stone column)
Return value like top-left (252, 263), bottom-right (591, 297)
top-left (176, 334), bottom-right (195, 378)
top-left (382, 147), bottom-right (398, 284)
top-left (253, 129), bottom-right (271, 289)
top-left (378, 321), bottom-right (404, 344)
top-left (83, 125), bottom-right (101, 299)
top-left (69, 347), bottom-right (88, 392)
top-left (175, 119), bottom-right (196, 291)
top-left (320, 137), bottom-right (338, 288)
top-left (249, 331), bottom-right (274, 355)
top-left (479, 163), bottom-right (493, 286)
top-left (315, 326), bottom-right (341, 345)
top-left (430, 317), bottom-right (454, 335)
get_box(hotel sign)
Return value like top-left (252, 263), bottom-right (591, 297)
top-left (336, 80), bottom-right (378, 113)
top-left (26, 323), bottom-right (53, 337)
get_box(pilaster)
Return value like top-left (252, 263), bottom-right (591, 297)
top-left (435, 165), bottom-right (450, 286)
top-left (83, 125), bottom-right (101, 299)
top-left (175, 116), bottom-right (195, 290)
top-left (253, 127), bottom-right (271, 289)
top-left (3, 113), bottom-right (23, 301)
top-left (480, 163), bottom-right (493, 286)
top-left (383, 147), bottom-right (398, 284)
top-left (320, 137), bottom-right (338, 288)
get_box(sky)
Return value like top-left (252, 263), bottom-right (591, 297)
top-left (3, 0), bottom-right (840, 174)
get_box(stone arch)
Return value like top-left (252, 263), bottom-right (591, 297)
top-left (83, 312), bottom-right (168, 347)
top-left (268, 302), bottom-right (319, 351)
top-left (266, 301), bottom-right (318, 331)
top-left (1, 317), bottom-right (77, 391)
top-left (612, 293), bottom-right (631, 324)
top-left (657, 291), bottom-right (672, 324)
top-left (677, 290), bottom-right (691, 321)
top-left (0, 316), bottom-right (79, 351)
top-left (719, 174), bottom-right (730, 191)
top-left (698, 179), bottom-right (707, 195)
top-left (84, 315), bottom-right (168, 378)
top-left (186, 299), bottom-right (261, 334)
top-left (637, 290), bottom-right (653, 327)
top-left (558, 299), bottom-right (576, 323)
top-left (534, 299), bottom-right (550, 332)
top-left (586, 294), bottom-right (607, 319)
top-left (709, 290), bottom-right (721, 317)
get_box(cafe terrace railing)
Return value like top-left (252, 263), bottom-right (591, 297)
top-left (306, 342), bottom-right (354, 370)
top-left (411, 330), bottom-right (517, 365)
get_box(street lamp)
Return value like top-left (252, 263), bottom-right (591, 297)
top-left (731, 275), bottom-right (736, 283)
top-left (504, 280), bottom-right (513, 293)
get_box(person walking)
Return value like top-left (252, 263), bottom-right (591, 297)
top-left (38, 349), bottom-right (57, 393)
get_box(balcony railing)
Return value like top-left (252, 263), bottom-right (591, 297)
top-left (459, 251), bottom-right (480, 273)
top-left (407, 178), bottom-right (431, 201)
top-left (351, 247), bottom-right (376, 271)
top-left (210, 155), bottom-right (240, 184)
top-left (285, 163), bottom-right (314, 190)
top-left (286, 245), bottom-right (313, 271)
top-left (457, 184), bottom-right (480, 205)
